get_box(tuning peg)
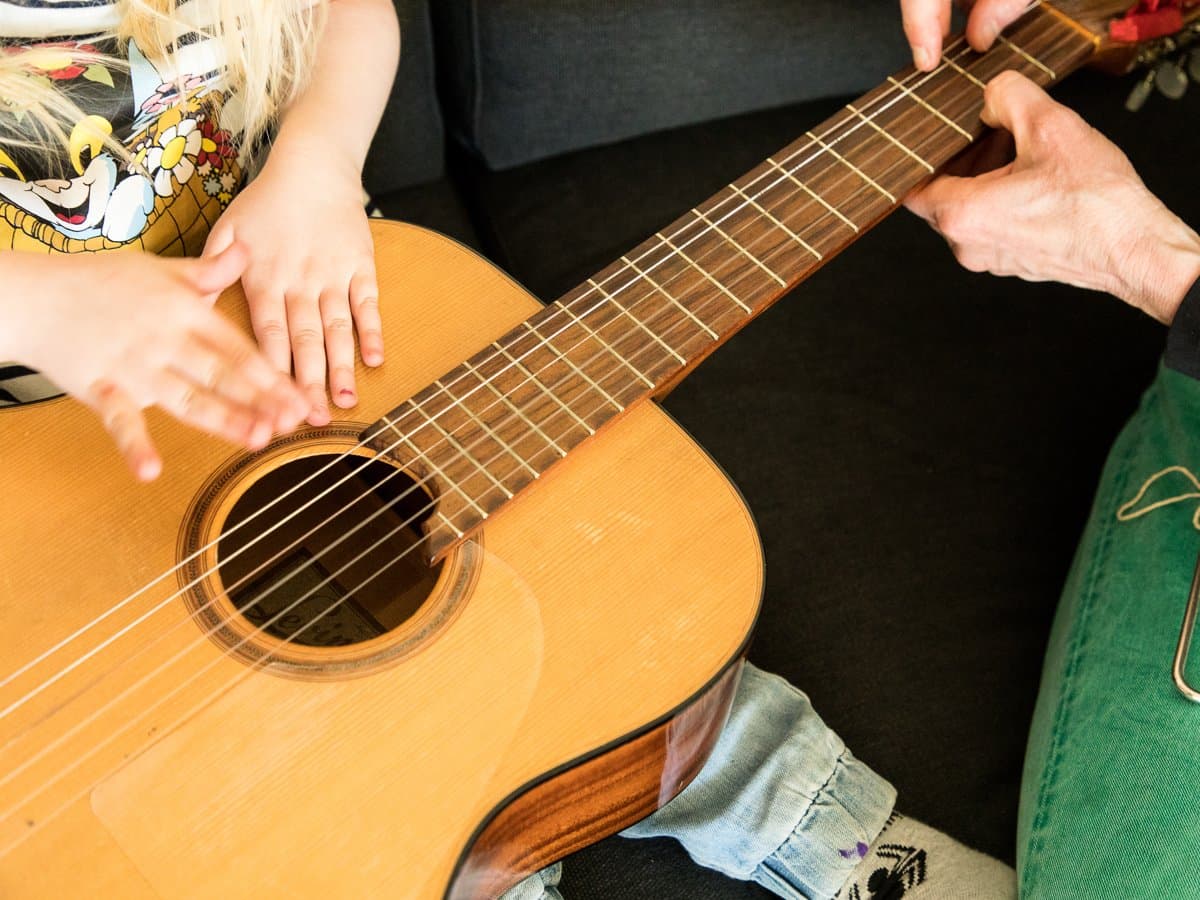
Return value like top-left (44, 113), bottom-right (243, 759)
top-left (1189, 49), bottom-right (1200, 83)
top-left (1155, 57), bottom-right (1189, 100)
top-left (1126, 69), bottom-right (1157, 111)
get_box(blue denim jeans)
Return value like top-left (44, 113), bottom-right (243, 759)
top-left (501, 663), bottom-right (896, 900)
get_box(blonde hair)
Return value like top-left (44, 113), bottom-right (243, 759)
top-left (0, 0), bottom-right (325, 171)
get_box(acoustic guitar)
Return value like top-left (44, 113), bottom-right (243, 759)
top-left (0, 1), bottom-right (1193, 895)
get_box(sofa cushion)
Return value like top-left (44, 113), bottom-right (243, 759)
top-left (363, 0), bottom-right (444, 194)
top-left (430, 0), bottom-right (911, 170)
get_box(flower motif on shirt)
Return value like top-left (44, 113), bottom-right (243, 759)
top-left (145, 118), bottom-right (202, 196)
top-left (139, 77), bottom-right (206, 117)
top-left (2, 42), bottom-right (113, 85)
top-left (196, 117), bottom-right (235, 170)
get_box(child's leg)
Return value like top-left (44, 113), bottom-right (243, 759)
top-left (1020, 363), bottom-right (1200, 897)
top-left (621, 664), bottom-right (896, 899)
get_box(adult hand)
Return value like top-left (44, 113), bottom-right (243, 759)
top-left (905, 72), bottom-right (1200, 323)
top-left (204, 141), bottom-right (383, 428)
top-left (901, 0), bottom-right (1030, 70)
top-left (5, 245), bottom-right (311, 480)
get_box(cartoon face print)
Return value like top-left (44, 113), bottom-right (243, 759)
top-left (0, 37), bottom-right (244, 256)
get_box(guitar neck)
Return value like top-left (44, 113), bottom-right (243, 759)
top-left (368, 2), bottom-right (1098, 561)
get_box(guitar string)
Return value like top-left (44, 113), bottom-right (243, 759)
top-left (0, 19), bottom-right (1080, 768)
top-left (0, 45), bottom-right (975, 708)
top-left (0, 27), bottom-right (1080, 842)
top-left (0, 32), bottom-right (988, 715)
top-left (0, 14), bottom-right (1077, 760)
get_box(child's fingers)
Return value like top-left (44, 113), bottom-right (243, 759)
top-left (320, 287), bottom-right (357, 408)
top-left (150, 368), bottom-right (272, 450)
top-left (286, 292), bottom-right (332, 426)
top-left (189, 308), bottom-right (311, 429)
top-left (243, 276), bottom-right (293, 374)
top-left (187, 241), bottom-right (249, 297)
top-left (349, 267), bottom-right (383, 367)
top-left (89, 380), bottom-right (161, 481)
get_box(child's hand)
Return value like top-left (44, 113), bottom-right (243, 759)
top-left (203, 145), bottom-right (384, 427)
top-left (12, 245), bottom-right (311, 481)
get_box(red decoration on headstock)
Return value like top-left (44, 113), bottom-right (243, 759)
top-left (1110, 0), bottom-right (1196, 42)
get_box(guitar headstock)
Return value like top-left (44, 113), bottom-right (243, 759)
top-left (1049, 0), bottom-right (1200, 74)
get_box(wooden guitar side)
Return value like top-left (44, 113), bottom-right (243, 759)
top-left (0, 221), bottom-right (762, 897)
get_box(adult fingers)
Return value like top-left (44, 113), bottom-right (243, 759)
top-left (320, 287), bottom-right (357, 408)
top-left (965, 0), bottom-right (1030, 50)
top-left (89, 380), bottom-right (161, 481)
top-left (286, 292), bottom-right (332, 426)
top-left (901, 0), bottom-right (952, 70)
top-left (980, 71), bottom-right (1077, 158)
top-left (349, 265), bottom-right (384, 367)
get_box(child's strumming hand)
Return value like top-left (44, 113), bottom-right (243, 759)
top-left (5, 245), bottom-right (312, 481)
top-left (203, 142), bottom-right (383, 428)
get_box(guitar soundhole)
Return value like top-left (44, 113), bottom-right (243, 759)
top-left (216, 453), bottom-right (444, 648)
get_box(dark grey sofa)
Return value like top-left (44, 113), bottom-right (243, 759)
top-left (367, 3), bottom-right (1200, 897)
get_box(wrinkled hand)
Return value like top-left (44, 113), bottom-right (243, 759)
top-left (901, 0), bottom-right (1030, 69)
top-left (18, 246), bottom-right (311, 481)
top-left (905, 72), bottom-right (1200, 322)
top-left (204, 144), bottom-right (383, 427)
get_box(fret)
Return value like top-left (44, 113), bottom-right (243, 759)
top-left (520, 320), bottom-right (625, 412)
top-left (805, 129), bottom-right (897, 203)
top-left (940, 54), bottom-right (985, 90)
top-left (766, 157), bottom-right (859, 234)
top-left (885, 76), bottom-right (973, 139)
top-left (433, 376), bottom-right (540, 480)
top-left (552, 300), bottom-right (655, 388)
top-left (460, 357), bottom-right (567, 459)
top-left (997, 34), bottom-right (1055, 78)
top-left (620, 254), bottom-right (720, 341)
top-left (405, 397), bottom-right (514, 499)
top-left (586, 277), bottom-right (687, 365)
top-left (726, 184), bottom-right (824, 259)
top-left (379, 413), bottom-right (488, 518)
top-left (490, 338), bottom-right (597, 436)
top-left (690, 209), bottom-right (786, 287)
top-left (844, 103), bottom-right (934, 174)
top-left (654, 231), bottom-right (752, 315)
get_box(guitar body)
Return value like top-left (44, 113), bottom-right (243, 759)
top-left (0, 222), bottom-right (762, 897)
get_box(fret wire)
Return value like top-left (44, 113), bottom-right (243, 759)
top-left (461, 358), bottom-right (567, 459)
top-left (691, 209), bottom-right (786, 287)
top-left (844, 102), bottom-right (935, 173)
top-left (620, 254), bottom-right (720, 340)
top-left (490, 339), bottom-right (597, 435)
top-left (379, 413), bottom-right (488, 518)
top-left (405, 397), bottom-right (514, 500)
top-left (433, 377), bottom-right (539, 479)
top-left (655, 231), bottom-right (752, 314)
top-left (804, 129), bottom-right (898, 203)
top-left (726, 184), bottom-right (824, 259)
top-left (941, 54), bottom-right (985, 89)
top-left (997, 34), bottom-right (1055, 77)
top-left (885, 75), bottom-right (973, 139)
top-left (586, 277), bottom-right (687, 364)
top-left (519, 320), bottom-right (625, 412)
top-left (765, 157), bottom-right (860, 233)
top-left (553, 300), bottom-right (655, 388)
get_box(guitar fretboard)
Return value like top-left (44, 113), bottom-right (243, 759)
top-left (366, 2), bottom-right (1098, 560)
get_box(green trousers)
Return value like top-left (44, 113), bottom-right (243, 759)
top-left (1019, 363), bottom-right (1200, 897)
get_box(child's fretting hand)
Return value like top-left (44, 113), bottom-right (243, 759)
top-left (12, 245), bottom-right (311, 481)
top-left (203, 143), bottom-right (383, 427)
